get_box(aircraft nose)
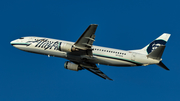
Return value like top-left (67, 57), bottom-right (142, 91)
top-left (10, 39), bottom-right (19, 46)
top-left (10, 40), bottom-right (16, 46)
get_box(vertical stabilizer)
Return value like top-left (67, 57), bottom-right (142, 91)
top-left (141, 33), bottom-right (171, 55)
top-left (130, 33), bottom-right (171, 70)
top-left (144, 33), bottom-right (171, 71)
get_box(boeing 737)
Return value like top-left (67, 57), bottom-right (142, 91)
top-left (10, 24), bottom-right (171, 80)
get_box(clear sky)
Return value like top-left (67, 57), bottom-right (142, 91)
top-left (1, 0), bottom-right (180, 101)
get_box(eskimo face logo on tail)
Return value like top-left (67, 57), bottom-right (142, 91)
top-left (147, 40), bottom-right (166, 54)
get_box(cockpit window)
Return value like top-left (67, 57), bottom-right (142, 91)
top-left (19, 37), bottom-right (24, 39)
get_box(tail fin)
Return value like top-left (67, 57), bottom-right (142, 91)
top-left (142, 33), bottom-right (171, 55)
top-left (131, 33), bottom-right (171, 70)
top-left (144, 33), bottom-right (171, 70)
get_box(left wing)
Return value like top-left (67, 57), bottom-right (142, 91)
top-left (74, 24), bottom-right (98, 50)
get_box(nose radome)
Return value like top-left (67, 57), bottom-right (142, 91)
top-left (10, 40), bottom-right (16, 45)
top-left (10, 39), bottom-right (19, 46)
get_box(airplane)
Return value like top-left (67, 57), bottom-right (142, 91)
top-left (10, 24), bottom-right (171, 80)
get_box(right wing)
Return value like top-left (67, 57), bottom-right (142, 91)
top-left (80, 63), bottom-right (113, 80)
top-left (85, 68), bottom-right (113, 80)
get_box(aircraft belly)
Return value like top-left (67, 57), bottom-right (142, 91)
top-left (66, 54), bottom-right (82, 63)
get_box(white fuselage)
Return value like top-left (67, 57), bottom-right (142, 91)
top-left (10, 36), bottom-right (159, 67)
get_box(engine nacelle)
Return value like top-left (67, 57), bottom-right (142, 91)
top-left (64, 61), bottom-right (82, 71)
top-left (58, 42), bottom-right (75, 52)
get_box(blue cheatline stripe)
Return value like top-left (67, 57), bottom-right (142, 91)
top-left (58, 42), bottom-right (61, 50)
top-left (93, 53), bottom-right (143, 66)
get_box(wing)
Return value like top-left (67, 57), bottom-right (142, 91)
top-left (71, 24), bottom-right (112, 80)
top-left (74, 24), bottom-right (98, 50)
top-left (80, 63), bottom-right (112, 80)
top-left (86, 68), bottom-right (113, 80)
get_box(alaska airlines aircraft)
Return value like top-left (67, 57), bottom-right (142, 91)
top-left (10, 24), bottom-right (171, 80)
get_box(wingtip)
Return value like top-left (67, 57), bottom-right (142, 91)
top-left (163, 33), bottom-right (171, 36)
top-left (106, 78), bottom-right (113, 81)
top-left (90, 24), bottom-right (98, 26)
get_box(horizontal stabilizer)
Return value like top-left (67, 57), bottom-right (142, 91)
top-left (147, 45), bottom-right (165, 60)
top-left (157, 61), bottom-right (169, 70)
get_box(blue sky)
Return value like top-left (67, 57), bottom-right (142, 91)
top-left (1, 0), bottom-right (180, 101)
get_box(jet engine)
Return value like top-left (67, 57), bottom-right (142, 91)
top-left (58, 42), bottom-right (76, 52)
top-left (64, 61), bottom-right (82, 71)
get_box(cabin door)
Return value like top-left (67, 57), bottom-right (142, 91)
top-left (131, 53), bottom-right (136, 61)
